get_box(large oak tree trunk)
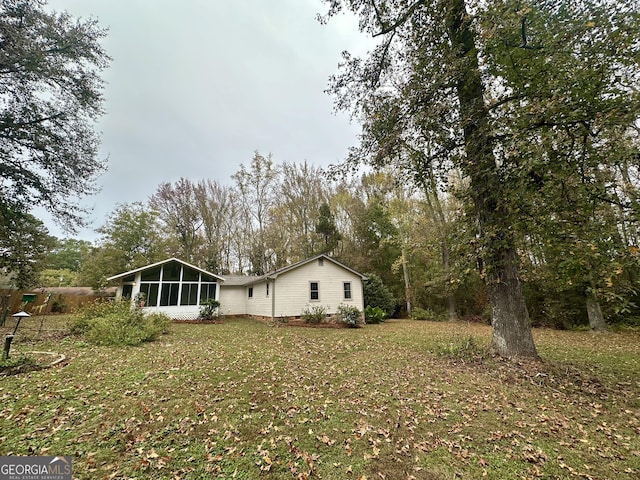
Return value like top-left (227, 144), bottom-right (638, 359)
top-left (446, 0), bottom-right (538, 358)
top-left (486, 246), bottom-right (538, 357)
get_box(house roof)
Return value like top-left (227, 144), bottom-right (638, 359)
top-left (216, 255), bottom-right (367, 287)
top-left (248, 254), bottom-right (368, 283)
top-left (220, 275), bottom-right (260, 287)
top-left (107, 255), bottom-right (367, 285)
top-left (107, 257), bottom-right (225, 282)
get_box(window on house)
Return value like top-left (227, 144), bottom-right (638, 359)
top-left (163, 262), bottom-right (181, 281)
top-left (248, 287), bottom-right (253, 298)
top-left (160, 283), bottom-right (180, 306)
top-left (122, 284), bottom-right (133, 299)
top-left (343, 282), bottom-right (352, 300)
top-left (139, 283), bottom-right (159, 306)
top-left (181, 283), bottom-right (199, 305)
top-left (318, 258), bottom-right (324, 266)
top-left (182, 267), bottom-right (199, 282)
top-left (266, 282), bottom-right (269, 297)
top-left (200, 283), bottom-right (216, 303)
top-left (310, 282), bottom-right (319, 301)
top-left (141, 266), bottom-right (161, 281)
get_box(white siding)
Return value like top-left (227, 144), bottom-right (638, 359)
top-left (273, 260), bottom-right (363, 317)
top-left (219, 286), bottom-right (247, 315)
top-left (246, 281), bottom-right (272, 317)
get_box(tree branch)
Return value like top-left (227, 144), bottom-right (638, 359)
top-left (519, 16), bottom-right (543, 50)
top-left (0, 112), bottom-right (65, 131)
top-left (372, 0), bottom-right (427, 37)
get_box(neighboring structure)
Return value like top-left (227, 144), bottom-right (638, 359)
top-left (108, 254), bottom-right (367, 322)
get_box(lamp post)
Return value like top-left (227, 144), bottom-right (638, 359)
top-left (2, 311), bottom-right (30, 360)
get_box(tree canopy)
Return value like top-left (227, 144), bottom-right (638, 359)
top-left (320, 0), bottom-right (640, 357)
top-left (0, 0), bottom-right (109, 232)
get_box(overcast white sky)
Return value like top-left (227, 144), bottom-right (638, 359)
top-left (42, 0), bottom-right (374, 242)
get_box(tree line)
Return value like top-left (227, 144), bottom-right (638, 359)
top-left (28, 146), bottom-right (640, 337)
top-left (2, 0), bottom-right (640, 360)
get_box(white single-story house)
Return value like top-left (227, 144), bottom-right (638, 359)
top-left (108, 254), bottom-right (367, 322)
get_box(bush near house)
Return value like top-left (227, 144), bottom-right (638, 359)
top-left (199, 299), bottom-right (221, 320)
top-left (337, 304), bottom-right (362, 328)
top-left (301, 305), bottom-right (327, 324)
top-left (363, 274), bottom-right (397, 318)
top-left (71, 300), bottom-right (171, 346)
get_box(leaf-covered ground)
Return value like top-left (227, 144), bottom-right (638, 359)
top-left (1, 318), bottom-right (639, 479)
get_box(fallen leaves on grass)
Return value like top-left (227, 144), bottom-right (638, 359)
top-left (1, 319), bottom-right (639, 479)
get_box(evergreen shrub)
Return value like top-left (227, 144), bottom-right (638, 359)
top-left (363, 274), bottom-right (397, 318)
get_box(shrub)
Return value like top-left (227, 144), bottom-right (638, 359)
top-left (337, 304), bottom-right (362, 328)
top-left (301, 305), bottom-right (327, 324)
top-left (145, 312), bottom-right (172, 334)
top-left (199, 299), bottom-right (221, 320)
top-left (364, 305), bottom-right (386, 324)
top-left (72, 299), bottom-right (171, 346)
top-left (411, 307), bottom-right (438, 321)
top-left (363, 274), bottom-right (397, 318)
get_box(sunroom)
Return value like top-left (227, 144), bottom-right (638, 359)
top-left (107, 258), bottom-right (224, 320)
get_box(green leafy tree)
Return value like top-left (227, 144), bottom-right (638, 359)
top-left (45, 238), bottom-right (91, 271)
top-left (330, 173), bottom-right (403, 303)
top-left (40, 237), bottom-right (90, 287)
top-left (0, 212), bottom-right (54, 289)
top-left (267, 161), bottom-right (331, 263)
top-left (0, 0), bottom-right (109, 232)
top-left (149, 178), bottom-right (204, 263)
top-left (480, 1), bottom-right (640, 331)
top-left (321, 0), bottom-right (640, 357)
top-left (79, 202), bottom-right (167, 290)
top-left (355, 189), bottom-right (401, 297)
top-left (39, 268), bottom-right (77, 287)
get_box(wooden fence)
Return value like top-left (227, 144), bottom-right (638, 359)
top-left (0, 287), bottom-right (116, 317)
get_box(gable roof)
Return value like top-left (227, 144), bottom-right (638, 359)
top-left (255, 254), bottom-right (367, 283)
top-left (107, 257), bottom-right (225, 282)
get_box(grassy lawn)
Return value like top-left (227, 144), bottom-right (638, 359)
top-left (1, 317), bottom-right (639, 479)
